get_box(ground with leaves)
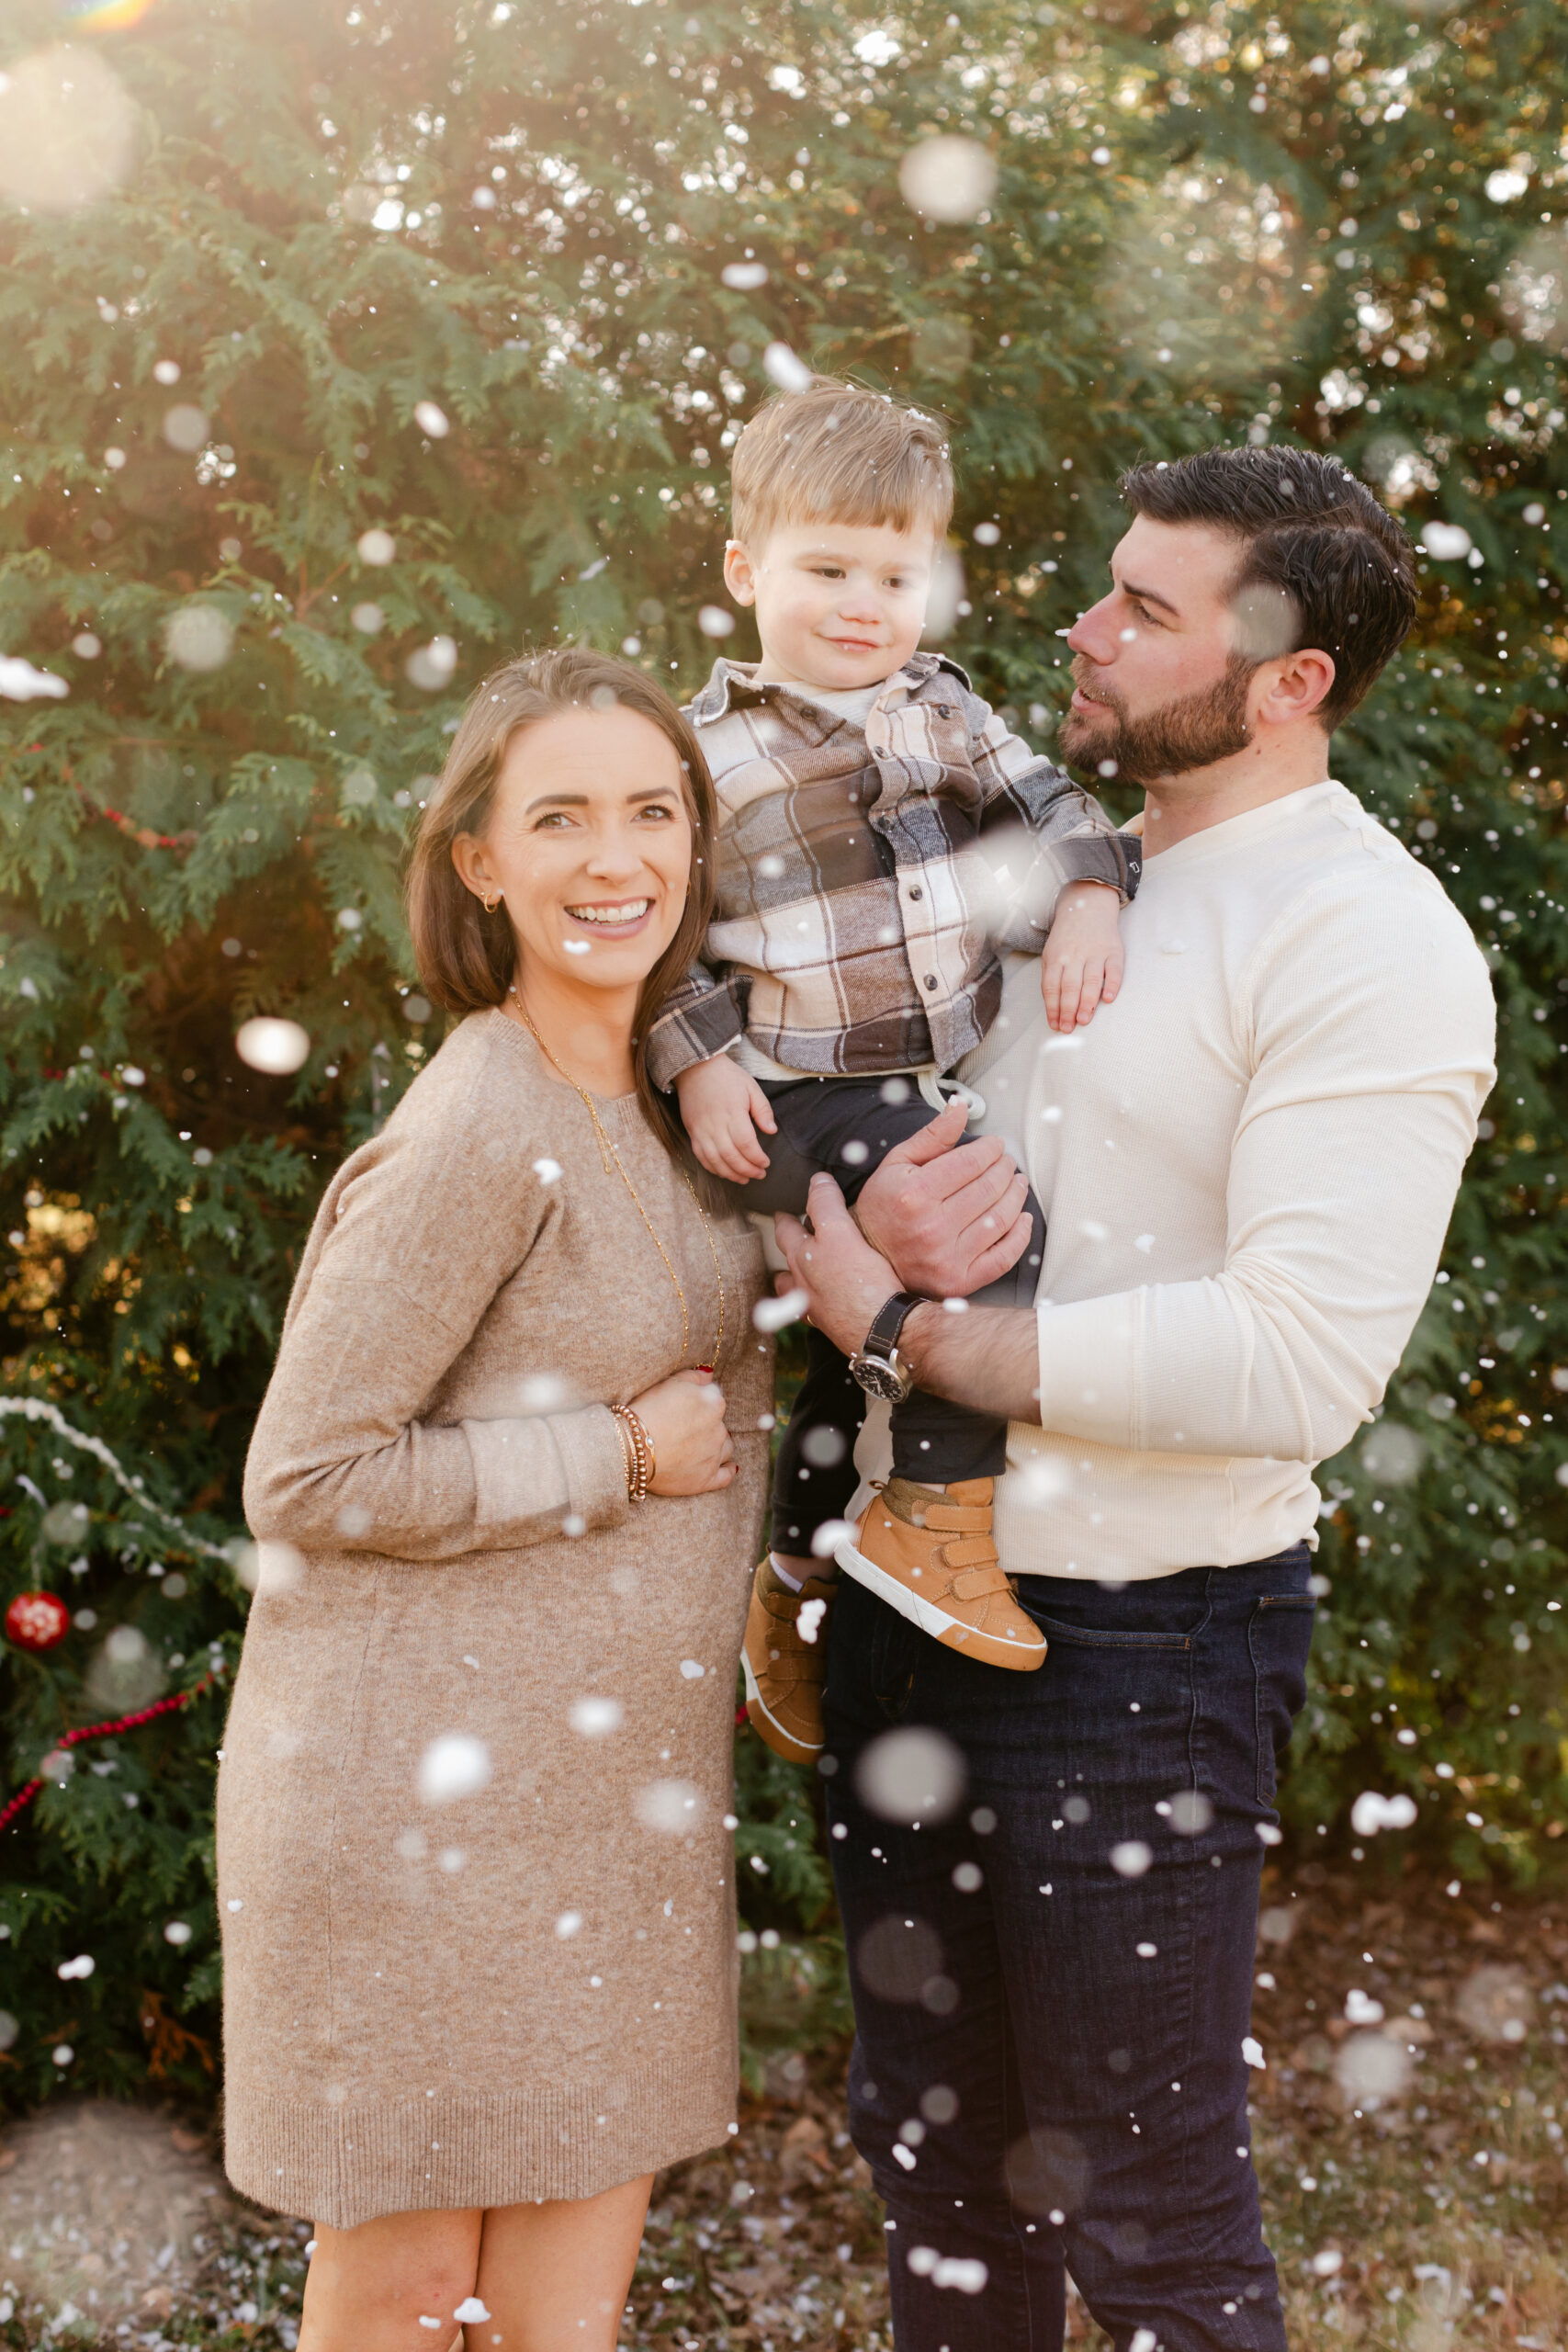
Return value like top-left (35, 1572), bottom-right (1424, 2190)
top-left (0, 1871), bottom-right (1562, 2350)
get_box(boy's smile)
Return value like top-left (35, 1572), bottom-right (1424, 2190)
top-left (722, 518), bottom-right (937, 693)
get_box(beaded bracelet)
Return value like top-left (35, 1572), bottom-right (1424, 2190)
top-left (610, 1403), bottom-right (656, 1502)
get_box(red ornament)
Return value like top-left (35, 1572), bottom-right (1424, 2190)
top-left (5, 1591), bottom-right (72, 1653)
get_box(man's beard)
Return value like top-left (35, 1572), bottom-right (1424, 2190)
top-left (1058, 659), bottom-right (1254, 785)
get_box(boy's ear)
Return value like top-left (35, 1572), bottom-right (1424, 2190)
top-left (723, 538), bottom-right (759, 608)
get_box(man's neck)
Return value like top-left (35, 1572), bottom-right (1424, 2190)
top-left (1139, 730), bottom-right (1332, 858)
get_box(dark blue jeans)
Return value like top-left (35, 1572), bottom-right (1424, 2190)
top-left (822, 1545), bottom-right (1316, 2352)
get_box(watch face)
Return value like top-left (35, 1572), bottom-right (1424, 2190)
top-left (848, 1351), bottom-right (912, 1405)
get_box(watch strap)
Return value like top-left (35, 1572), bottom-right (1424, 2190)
top-left (863, 1290), bottom-right (927, 1361)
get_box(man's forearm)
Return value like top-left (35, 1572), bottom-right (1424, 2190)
top-left (900, 1302), bottom-right (1042, 1424)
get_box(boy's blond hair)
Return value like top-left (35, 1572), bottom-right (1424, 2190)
top-left (729, 376), bottom-right (953, 548)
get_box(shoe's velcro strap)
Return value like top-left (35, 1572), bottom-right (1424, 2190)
top-left (950, 1564), bottom-right (1027, 1604)
top-left (762, 1582), bottom-right (835, 1622)
top-left (773, 1619), bottom-right (824, 1653)
top-left (926, 1499), bottom-right (992, 1534)
top-left (939, 1534), bottom-right (999, 1566)
top-left (765, 1656), bottom-right (818, 1684)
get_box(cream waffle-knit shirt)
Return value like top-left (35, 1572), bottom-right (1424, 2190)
top-left (853, 780), bottom-right (1496, 1581)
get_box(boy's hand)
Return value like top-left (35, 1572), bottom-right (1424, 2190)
top-left (674, 1053), bottom-right (777, 1183)
top-left (1041, 879), bottom-right (1125, 1034)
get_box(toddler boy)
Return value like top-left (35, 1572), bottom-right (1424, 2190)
top-left (646, 379), bottom-right (1137, 1762)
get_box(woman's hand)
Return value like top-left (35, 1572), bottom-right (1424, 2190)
top-left (629, 1367), bottom-right (738, 1495)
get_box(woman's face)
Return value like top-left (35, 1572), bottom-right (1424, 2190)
top-left (453, 704), bottom-right (695, 1001)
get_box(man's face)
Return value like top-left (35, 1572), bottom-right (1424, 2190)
top-left (723, 519), bottom-right (937, 692)
top-left (1060, 515), bottom-right (1291, 785)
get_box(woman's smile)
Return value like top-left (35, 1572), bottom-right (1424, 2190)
top-left (564, 895), bottom-right (653, 935)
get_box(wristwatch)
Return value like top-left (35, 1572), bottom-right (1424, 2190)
top-left (846, 1291), bottom-right (929, 1405)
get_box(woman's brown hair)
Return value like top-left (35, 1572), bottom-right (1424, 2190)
top-left (405, 647), bottom-right (717, 1164)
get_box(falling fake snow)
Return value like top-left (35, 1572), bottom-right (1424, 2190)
top-left (406, 634), bottom-right (458, 689)
top-left (0, 655), bottom-right (69, 701)
top-left (1350, 1789), bottom-right (1420, 1838)
top-left (761, 340), bottom-right (814, 394)
top-left (416, 1732), bottom-right (492, 1805)
top-left (637, 1778), bottom-right (704, 1833)
top-left (0, 44), bottom-right (137, 213)
top-left (570, 1694), bottom-right (625, 1736)
top-left (234, 1018), bottom-right (311, 1076)
top-left (897, 134), bottom-right (998, 224)
top-left (1421, 521), bottom-right (1474, 562)
top-left (855, 1726), bottom-right (965, 1826)
top-left (753, 1288), bottom-right (808, 1332)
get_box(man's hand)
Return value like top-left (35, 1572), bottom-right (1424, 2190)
top-left (673, 1053), bottom-right (777, 1183)
top-left (853, 1101), bottom-right (1033, 1298)
top-left (777, 1177), bottom-right (1043, 1423)
top-left (1041, 879), bottom-right (1125, 1035)
top-left (774, 1173), bottom-right (901, 1360)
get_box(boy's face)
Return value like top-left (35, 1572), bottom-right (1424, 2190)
top-left (723, 519), bottom-right (937, 691)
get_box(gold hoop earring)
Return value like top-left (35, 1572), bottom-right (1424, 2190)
top-left (480, 888), bottom-right (502, 915)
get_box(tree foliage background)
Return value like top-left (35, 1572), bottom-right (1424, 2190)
top-left (2, 0), bottom-right (1567, 2110)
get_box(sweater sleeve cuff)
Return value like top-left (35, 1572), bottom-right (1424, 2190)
top-left (464, 1405), bottom-right (630, 1542)
top-left (550, 1402), bottom-right (635, 1532)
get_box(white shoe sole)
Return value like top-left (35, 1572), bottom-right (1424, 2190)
top-left (834, 1537), bottom-right (1047, 1666)
top-left (740, 1645), bottom-right (822, 1759)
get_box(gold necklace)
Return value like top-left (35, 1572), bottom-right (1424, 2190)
top-left (513, 994), bottom-right (726, 1370)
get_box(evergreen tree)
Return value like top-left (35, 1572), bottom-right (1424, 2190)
top-left (3, 0), bottom-right (1565, 2106)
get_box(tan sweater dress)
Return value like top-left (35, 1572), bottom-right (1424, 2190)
top-left (218, 1011), bottom-right (771, 2230)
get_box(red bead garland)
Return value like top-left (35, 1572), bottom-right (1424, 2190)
top-left (5, 1590), bottom-right (71, 1653)
top-left (0, 1668), bottom-right (226, 1838)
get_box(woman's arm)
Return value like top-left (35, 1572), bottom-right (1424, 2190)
top-left (243, 1118), bottom-right (629, 1560)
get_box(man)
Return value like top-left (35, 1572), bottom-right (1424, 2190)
top-left (775, 446), bottom-right (1496, 2352)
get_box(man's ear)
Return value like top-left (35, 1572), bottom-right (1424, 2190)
top-left (1253, 647), bottom-right (1336, 729)
top-left (723, 538), bottom-right (760, 609)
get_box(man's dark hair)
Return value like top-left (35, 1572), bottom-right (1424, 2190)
top-left (1118, 446), bottom-right (1416, 729)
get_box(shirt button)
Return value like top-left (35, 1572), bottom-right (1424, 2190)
top-left (908, 885), bottom-right (924, 900)
top-left (924, 974), bottom-right (938, 989)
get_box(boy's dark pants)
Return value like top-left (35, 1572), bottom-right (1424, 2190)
top-left (824, 1546), bottom-right (1316, 2352)
top-left (738, 1076), bottom-right (1045, 1557)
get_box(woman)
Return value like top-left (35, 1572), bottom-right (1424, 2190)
top-left (217, 649), bottom-right (772, 2351)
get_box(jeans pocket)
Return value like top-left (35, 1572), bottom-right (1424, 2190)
top-left (1250, 1597), bottom-right (1317, 1804)
top-left (1024, 1617), bottom-right (1193, 1653)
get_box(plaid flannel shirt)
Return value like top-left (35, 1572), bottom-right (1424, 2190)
top-left (645, 652), bottom-right (1140, 1091)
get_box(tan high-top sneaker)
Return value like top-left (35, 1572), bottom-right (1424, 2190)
top-left (836, 1477), bottom-right (1046, 1669)
top-left (741, 1559), bottom-right (838, 1764)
